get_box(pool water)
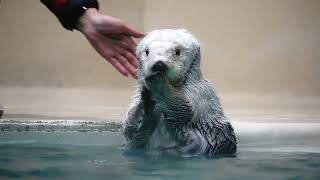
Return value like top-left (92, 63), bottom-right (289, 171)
top-left (0, 122), bottom-right (320, 180)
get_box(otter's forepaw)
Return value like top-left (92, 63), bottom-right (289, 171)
top-left (145, 72), bottom-right (169, 95)
top-left (141, 86), bottom-right (156, 114)
top-left (141, 86), bottom-right (152, 102)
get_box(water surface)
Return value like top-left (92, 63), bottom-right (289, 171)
top-left (0, 122), bottom-right (319, 180)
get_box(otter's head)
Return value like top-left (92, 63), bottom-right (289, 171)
top-left (136, 29), bottom-right (201, 87)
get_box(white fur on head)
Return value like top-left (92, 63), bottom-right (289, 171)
top-left (136, 29), bottom-right (200, 84)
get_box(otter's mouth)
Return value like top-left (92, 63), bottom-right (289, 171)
top-left (145, 71), bottom-right (166, 82)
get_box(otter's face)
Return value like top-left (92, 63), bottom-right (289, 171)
top-left (136, 29), bottom-right (200, 86)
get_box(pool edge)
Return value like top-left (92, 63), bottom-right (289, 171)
top-left (0, 119), bottom-right (123, 132)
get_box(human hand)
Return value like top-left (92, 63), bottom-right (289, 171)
top-left (77, 8), bottom-right (144, 78)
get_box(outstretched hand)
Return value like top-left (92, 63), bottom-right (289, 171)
top-left (77, 8), bottom-right (144, 78)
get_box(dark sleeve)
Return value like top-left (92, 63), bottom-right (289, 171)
top-left (40, 0), bottom-right (99, 31)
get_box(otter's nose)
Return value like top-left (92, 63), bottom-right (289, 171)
top-left (151, 61), bottom-right (168, 72)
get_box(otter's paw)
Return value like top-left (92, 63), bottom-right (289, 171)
top-left (145, 72), bottom-right (169, 95)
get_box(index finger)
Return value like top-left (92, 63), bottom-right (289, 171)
top-left (122, 25), bottom-right (145, 38)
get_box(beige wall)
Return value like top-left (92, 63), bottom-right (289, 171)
top-left (1, 0), bottom-right (320, 95)
top-left (144, 0), bottom-right (320, 95)
top-left (0, 0), bottom-right (143, 89)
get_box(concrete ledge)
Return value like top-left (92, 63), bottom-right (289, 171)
top-left (0, 119), bottom-right (123, 132)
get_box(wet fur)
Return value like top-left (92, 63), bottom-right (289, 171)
top-left (124, 29), bottom-right (237, 158)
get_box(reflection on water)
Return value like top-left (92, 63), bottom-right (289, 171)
top-left (0, 122), bottom-right (319, 180)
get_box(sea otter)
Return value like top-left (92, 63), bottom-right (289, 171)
top-left (124, 29), bottom-right (237, 158)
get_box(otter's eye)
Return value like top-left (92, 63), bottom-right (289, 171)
top-left (175, 48), bottom-right (181, 56)
top-left (145, 48), bottom-right (149, 56)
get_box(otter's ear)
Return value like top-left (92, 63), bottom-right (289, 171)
top-left (194, 46), bottom-right (201, 65)
top-left (190, 34), bottom-right (201, 51)
top-left (190, 36), bottom-right (201, 63)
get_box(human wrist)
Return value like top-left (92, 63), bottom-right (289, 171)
top-left (77, 8), bottom-right (99, 33)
